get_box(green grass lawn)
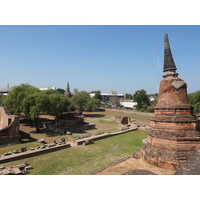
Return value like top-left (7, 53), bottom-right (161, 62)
top-left (104, 110), bottom-right (152, 126)
top-left (1, 130), bottom-right (146, 175)
top-left (98, 119), bottom-right (118, 125)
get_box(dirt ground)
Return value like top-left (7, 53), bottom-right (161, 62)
top-left (94, 157), bottom-right (175, 175)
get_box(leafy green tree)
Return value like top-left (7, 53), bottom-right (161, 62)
top-left (188, 91), bottom-right (200, 115)
top-left (56, 88), bottom-right (65, 95)
top-left (48, 91), bottom-right (71, 116)
top-left (86, 98), bottom-right (101, 111)
top-left (23, 90), bottom-right (71, 132)
top-left (133, 89), bottom-right (150, 110)
top-left (73, 88), bottom-right (79, 93)
top-left (147, 99), bottom-right (158, 112)
top-left (71, 91), bottom-right (91, 113)
top-left (0, 94), bottom-right (5, 106)
top-left (91, 90), bottom-right (102, 101)
top-left (5, 84), bottom-right (72, 132)
top-left (194, 102), bottom-right (200, 115)
top-left (22, 90), bottom-right (49, 132)
top-left (4, 84), bottom-right (39, 115)
top-left (125, 93), bottom-right (133, 100)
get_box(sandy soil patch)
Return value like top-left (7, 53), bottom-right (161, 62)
top-left (95, 157), bottom-right (175, 175)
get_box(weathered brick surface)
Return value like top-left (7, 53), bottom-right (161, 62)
top-left (174, 149), bottom-right (200, 175)
top-left (156, 78), bottom-right (189, 105)
top-left (0, 107), bottom-right (20, 146)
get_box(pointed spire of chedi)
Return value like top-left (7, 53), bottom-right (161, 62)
top-left (64, 82), bottom-right (72, 98)
top-left (163, 33), bottom-right (178, 77)
top-left (67, 82), bottom-right (70, 92)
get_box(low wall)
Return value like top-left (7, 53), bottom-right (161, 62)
top-left (0, 143), bottom-right (70, 164)
top-left (69, 127), bottom-right (138, 146)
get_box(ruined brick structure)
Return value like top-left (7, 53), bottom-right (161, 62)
top-left (55, 112), bottom-right (83, 126)
top-left (43, 111), bottom-right (85, 133)
top-left (141, 34), bottom-right (200, 170)
top-left (0, 107), bottom-right (20, 146)
top-left (64, 82), bottom-right (72, 98)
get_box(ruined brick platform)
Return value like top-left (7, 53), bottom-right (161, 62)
top-left (141, 34), bottom-right (200, 170)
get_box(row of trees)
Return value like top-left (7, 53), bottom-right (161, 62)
top-left (2, 84), bottom-right (101, 132)
top-left (188, 91), bottom-right (200, 115)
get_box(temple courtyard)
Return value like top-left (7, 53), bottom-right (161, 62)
top-left (0, 109), bottom-right (176, 175)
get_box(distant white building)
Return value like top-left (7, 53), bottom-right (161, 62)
top-left (0, 86), bottom-right (57, 95)
top-left (101, 93), bottom-right (124, 101)
top-left (149, 96), bottom-right (156, 101)
top-left (0, 86), bottom-right (13, 95)
top-left (120, 100), bottom-right (137, 109)
top-left (90, 93), bottom-right (95, 98)
top-left (39, 87), bottom-right (56, 91)
top-left (90, 92), bottom-right (124, 100)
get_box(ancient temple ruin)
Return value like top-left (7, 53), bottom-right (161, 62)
top-left (141, 33), bottom-right (200, 170)
top-left (64, 82), bottom-right (72, 98)
top-left (0, 107), bottom-right (20, 146)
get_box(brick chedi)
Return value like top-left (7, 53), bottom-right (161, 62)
top-left (64, 82), bottom-right (72, 98)
top-left (141, 33), bottom-right (200, 170)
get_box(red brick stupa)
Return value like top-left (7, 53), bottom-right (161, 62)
top-left (141, 33), bottom-right (200, 170)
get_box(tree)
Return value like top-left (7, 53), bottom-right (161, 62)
top-left (133, 89), bottom-right (150, 110)
top-left (188, 91), bottom-right (200, 115)
top-left (22, 90), bottom-right (49, 132)
top-left (91, 90), bottom-right (102, 101)
top-left (71, 91), bottom-right (101, 113)
top-left (71, 91), bottom-right (91, 113)
top-left (56, 88), bottom-right (65, 94)
top-left (48, 90), bottom-right (71, 116)
top-left (23, 90), bottom-right (72, 132)
top-left (86, 98), bottom-right (101, 111)
top-left (5, 84), bottom-right (72, 132)
top-left (4, 84), bottom-right (39, 115)
top-left (125, 93), bottom-right (133, 100)
top-left (73, 88), bottom-right (79, 93)
top-left (0, 94), bottom-right (5, 106)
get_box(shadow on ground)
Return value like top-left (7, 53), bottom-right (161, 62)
top-left (83, 113), bottom-right (105, 118)
top-left (19, 130), bottom-right (37, 143)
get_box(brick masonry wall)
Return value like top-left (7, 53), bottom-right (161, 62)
top-left (0, 107), bottom-right (20, 146)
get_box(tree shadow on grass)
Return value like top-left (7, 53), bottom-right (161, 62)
top-left (83, 114), bottom-right (105, 118)
top-left (19, 130), bottom-right (37, 143)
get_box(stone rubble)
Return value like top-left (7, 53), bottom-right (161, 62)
top-left (0, 162), bottom-right (33, 175)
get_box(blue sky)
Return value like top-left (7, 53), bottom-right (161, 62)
top-left (0, 25), bottom-right (200, 94)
